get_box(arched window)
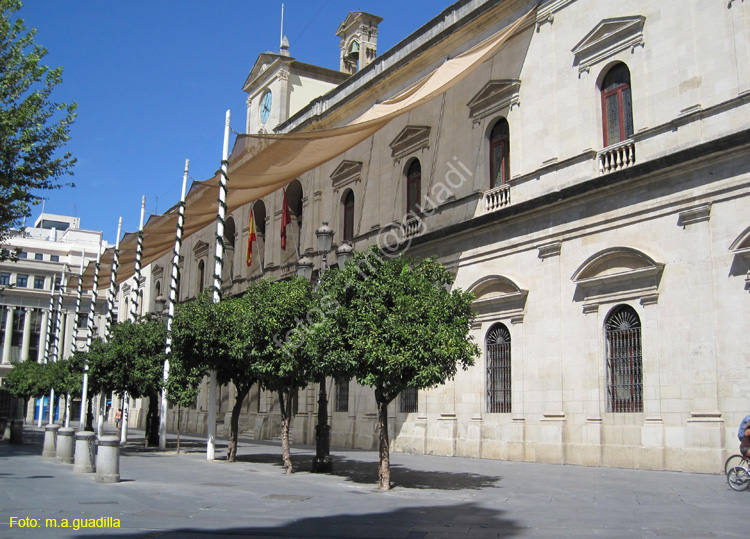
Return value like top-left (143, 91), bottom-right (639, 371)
top-left (601, 63), bottom-right (634, 147)
top-left (605, 304), bottom-right (642, 413)
top-left (489, 119), bottom-right (510, 188)
top-left (486, 323), bottom-right (511, 413)
top-left (342, 190), bottom-right (355, 242)
top-left (406, 160), bottom-right (421, 216)
top-left (155, 281), bottom-right (161, 299)
top-left (197, 260), bottom-right (205, 294)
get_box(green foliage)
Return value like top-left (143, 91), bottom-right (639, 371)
top-left (87, 316), bottom-right (167, 398)
top-left (314, 246), bottom-right (480, 403)
top-left (0, 0), bottom-right (77, 258)
top-left (4, 359), bottom-right (49, 399)
top-left (47, 355), bottom-right (83, 397)
top-left (165, 354), bottom-right (202, 410)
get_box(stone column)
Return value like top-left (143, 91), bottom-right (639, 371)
top-left (37, 309), bottom-right (49, 363)
top-left (2, 307), bottom-right (14, 364)
top-left (21, 308), bottom-right (32, 362)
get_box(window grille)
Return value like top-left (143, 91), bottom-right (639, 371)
top-left (400, 387), bottom-right (418, 413)
top-left (605, 305), bottom-right (643, 413)
top-left (335, 379), bottom-right (349, 413)
top-left (486, 323), bottom-right (511, 413)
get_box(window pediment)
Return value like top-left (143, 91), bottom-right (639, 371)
top-left (572, 247), bottom-right (663, 309)
top-left (572, 16), bottom-right (645, 73)
top-left (151, 264), bottom-right (164, 278)
top-left (389, 126), bottom-right (430, 160)
top-left (466, 79), bottom-right (521, 122)
top-left (469, 275), bottom-right (528, 322)
top-left (193, 241), bottom-right (209, 259)
top-left (730, 225), bottom-right (750, 256)
top-left (330, 160), bottom-right (363, 191)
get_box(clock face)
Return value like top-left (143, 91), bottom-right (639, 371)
top-left (260, 90), bottom-right (272, 124)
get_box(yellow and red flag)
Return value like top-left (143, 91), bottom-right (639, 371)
top-left (246, 209), bottom-right (256, 267)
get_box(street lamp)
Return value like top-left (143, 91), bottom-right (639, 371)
top-left (311, 222), bottom-right (335, 473)
top-left (296, 256), bottom-right (314, 282)
top-left (336, 242), bottom-right (353, 269)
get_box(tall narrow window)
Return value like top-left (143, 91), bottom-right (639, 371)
top-left (400, 387), bottom-right (418, 413)
top-left (601, 63), bottom-right (634, 147)
top-left (197, 260), bottom-right (205, 294)
top-left (605, 304), bottom-right (643, 413)
top-left (343, 190), bottom-right (355, 242)
top-left (406, 160), bottom-right (421, 217)
top-left (335, 378), bottom-right (349, 413)
top-left (486, 323), bottom-right (511, 413)
top-left (489, 119), bottom-right (510, 188)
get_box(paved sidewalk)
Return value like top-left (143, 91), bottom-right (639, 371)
top-left (0, 424), bottom-right (743, 538)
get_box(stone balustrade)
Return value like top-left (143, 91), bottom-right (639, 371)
top-left (483, 184), bottom-right (511, 213)
top-left (598, 139), bottom-right (636, 174)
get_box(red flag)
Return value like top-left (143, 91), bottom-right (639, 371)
top-left (246, 209), bottom-right (256, 267)
top-left (281, 188), bottom-right (290, 251)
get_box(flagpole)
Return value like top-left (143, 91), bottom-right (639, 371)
top-left (160, 159), bottom-right (189, 450)
top-left (207, 110), bottom-right (230, 461)
top-left (121, 197), bottom-right (146, 444)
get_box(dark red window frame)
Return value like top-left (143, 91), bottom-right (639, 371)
top-left (601, 64), bottom-right (634, 147)
top-left (489, 119), bottom-right (510, 189)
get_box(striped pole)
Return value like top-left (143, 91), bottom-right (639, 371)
top-left (121, 197), bottom-right (146, 444)
top-left (38, 275), bottom-right (57, 427)
top-left (49, 265), bottom-right (68, 425)
top-left (79, 240), bottom-right (102, 431)
top-left (159, 159), bottom-right (189, 450)
top-left (206, 110), bottom-right (231, 461)
top-left (105, 218), bottom-right (123, 341)
top-left (64, 253), bottom-right (86, 428)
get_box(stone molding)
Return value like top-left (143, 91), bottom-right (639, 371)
top-left (389, 125), bottom-right (431, 161)
top-left (466, 79), bottom-right (521, 123)
top-left (677, 203), bottom-right (711, 227)
top-left (329, 160), bottom-right (363, 191)
top-left (572, 16), bottom-right (645, 74)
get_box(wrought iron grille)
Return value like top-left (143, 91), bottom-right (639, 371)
top-left (400, 387), bottom-right (418, 413)
top-left (605, 305), bottom-right (643, 413)
top-left (335, 379), bottom-right (349, 413)
top-left (486, 323), bottom-right (511, 413)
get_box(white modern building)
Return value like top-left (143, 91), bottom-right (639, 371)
top-left (0, 214), bottom-right (109, 421)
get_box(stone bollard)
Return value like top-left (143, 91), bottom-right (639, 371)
top-left (9, 419), bottom-right (23, 445)
top-left (95, 436), bottom-right (120, 483)
top-left (55, 427), bottom-right (75, 464)
top-left (42, 424), bottom-right (60, 458)
top-left (73, 431), bottom-right (96, 473)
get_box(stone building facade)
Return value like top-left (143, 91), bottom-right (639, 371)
top-left (126, 0), bottom-right (750, 474)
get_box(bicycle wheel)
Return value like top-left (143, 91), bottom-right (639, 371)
top-left (727, 466), bottom-right (750, 491)
top-left (725, 454), bottom-right (745, 475)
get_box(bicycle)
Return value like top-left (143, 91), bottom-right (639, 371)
top-left (726, 454), bottom-right (750, 491)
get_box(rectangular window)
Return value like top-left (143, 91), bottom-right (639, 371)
top-left (34, 253), bottom-right (43, 260)
top-left (400, 387), bottom-right (418, 413)
top-left (0, 273), bottom-right (9, 286)
top-left (34, 276), bottom-right (45, 289)
top-left (17, 251), bottom-right (27, 259)
top-left (77, 312), bottom-right (87, 329)
top-left (50, 255), bottom-right (59, 262)
top-left (16, 275), bottom-right (28, 288)
top-left (335, 379), bottom-right (349, 413)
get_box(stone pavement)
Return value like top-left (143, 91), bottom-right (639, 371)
top-left (0, 423), bottom-right (744, 538)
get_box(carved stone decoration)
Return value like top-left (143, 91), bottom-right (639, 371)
top-left (193, 240), bottom-right (209, 259)
top-left (729, 225), bottom-right (750, 292)
top-left (572, 16), bottom-right (645, 74)
top-left (677, 203), bottom-right (711, 227)
top-left (466, 79), bottom-right (521, 122)
top-left (571, 246), bottom-right (664, 310)
top-left (151, 264), bottom-right (164, 279)
top-left (389, 125), bottom-right (431, 160)
top-left (468, 275), bottom-right (528, 323)
top-left (329, 160), bottom-right (363, 191)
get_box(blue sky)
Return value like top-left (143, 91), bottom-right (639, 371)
top-left (17, 1), bottom-right (456, 244)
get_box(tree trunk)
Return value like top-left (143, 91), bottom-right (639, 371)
top-left (375, 388), bottom-right (391, 490)
top-left (279, 390), bottom-right (293, 474)
top-left (145, 392), bottom-right (160, 447)
top-left (227, 386), bottom-right (250, 462)
top-left (176, 406), bottom-right (181, 454)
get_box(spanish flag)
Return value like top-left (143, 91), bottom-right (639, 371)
top-left (246, 209), bottom-right (256, 267)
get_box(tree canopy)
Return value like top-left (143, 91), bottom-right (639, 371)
top-left (312, 246), bottom-right (479, 489)
top-left (0, 0), bottom-right (77, 258)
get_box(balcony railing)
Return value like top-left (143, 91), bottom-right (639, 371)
top-left (402, 217), bottom-right (424, 239)
top-left (598, 139), bottom-right (635, 174)
top-left (483, 184), bottom-right (511, 213)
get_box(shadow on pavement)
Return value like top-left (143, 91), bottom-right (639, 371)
top-left (235, 452), bottom-right (502, 491)
top-left (71, 502), bottom-right (521, 538)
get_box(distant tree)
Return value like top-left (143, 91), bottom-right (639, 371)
top-left (171, 291), bottom-right (257, 462)
top-left (46, 356), bottom-right (83, 424)
top-left (88, 317), bottom-right (167, 446)
top-left (243, 277), bottom-right (313, 474)
top-left (4, 358), bottom-right (48, 403)
top-left (164, 355), bottom-right (202, 454)
top-left (312, 246), bottom-right (480, 490)
top-left (0, 0), bottom-right (77, 258)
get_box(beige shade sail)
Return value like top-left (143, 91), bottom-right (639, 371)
top-left (77, 6), bottom-right (536, 291)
